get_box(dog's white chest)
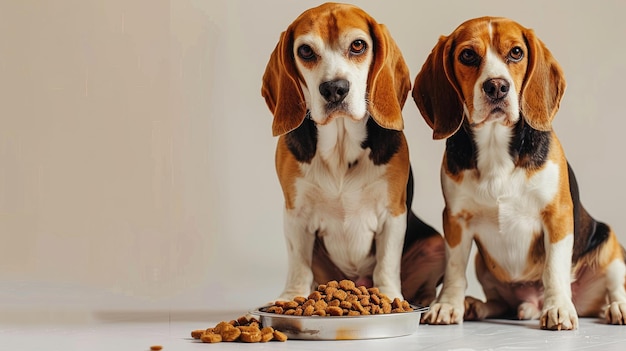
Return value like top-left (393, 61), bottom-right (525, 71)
top-left (291, 119), bottom-right (389, 279)
top-left (295, 154), bottom-right (388, 278)
top-left (445, 126), bottom-right (560, 280)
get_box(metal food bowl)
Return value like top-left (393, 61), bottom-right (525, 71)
top-left (251, 305), bottom-right (428, 340)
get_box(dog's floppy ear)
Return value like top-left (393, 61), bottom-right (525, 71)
top-left (520, 29), bottom-right (566, 131)
top-left (262, 28), bottom-right (306, 137)
top-left (367, 23), bottom-right (411, 131)
top-left (412, 35), bottom-right (464, 140)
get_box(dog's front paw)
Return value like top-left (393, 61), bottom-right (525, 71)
top-left (604, 302), bottom-right (626, 325)
top-left (377, 286), bottom-right (403, 302)
top-left (463, 296), bottom-right (488, 321)
top-left (518, 301), bottom-right (541, 320)
top-left (421, 302), bottom-right (464, 325)
top-left (373, 281), bottom-right (403, 301)
top-left (540, 300), bottom-right (578, 330)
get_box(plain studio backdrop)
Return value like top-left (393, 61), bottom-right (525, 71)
top-left (1, 0), bottom-right (625, 321)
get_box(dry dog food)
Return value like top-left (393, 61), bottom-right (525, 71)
top-left (191, 280), bottom-right (412, 344)
top-left (263, 279), bottom-right (414, 316)
top-left (191, 315), bottom-right (287, 344)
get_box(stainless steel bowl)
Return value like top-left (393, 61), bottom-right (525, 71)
top-left (251, 305), bottom-right (428, 340)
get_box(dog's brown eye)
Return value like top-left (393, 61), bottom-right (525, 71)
top-left (508, 47), bottom-right (524, 62)
top-left (349, 40), bottom-right (367, 55)
top-left (297, 44), bottom-right (316, 60)
top-left (459, 49), bottom-right (480, 66)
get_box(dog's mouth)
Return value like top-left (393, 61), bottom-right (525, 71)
top-left (325, 101), bottom-right (349, 114)
top-left (470, 105), bottom-right (514, 128)
top-left (313, 101), bottom-right (365, 125)
top-left (490, 107), bottom-right (504, 114)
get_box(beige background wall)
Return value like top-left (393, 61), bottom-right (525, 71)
top-left (1, 0), bottom-right (625, 318)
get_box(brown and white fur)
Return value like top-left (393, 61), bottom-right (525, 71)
top-left (261, 2), bottom-right (444, 305)
top-left (412, 16), bottom-right (626, 330)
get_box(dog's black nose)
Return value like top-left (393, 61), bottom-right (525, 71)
top-left (319, 79), bottom-right (350, 103)
top-left (482, 78), bottom-right (509, 100)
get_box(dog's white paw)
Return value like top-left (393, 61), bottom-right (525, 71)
top-left (421, 302), bottom-right (464, 325)
top-left (377, 286), bottom-right (403, 302)
top-left (604, 302), bottom-right (626, 325)
top-left (518, 301), bottom-right (541, 320)
top-left (540, 300), bottom-right (578, 330)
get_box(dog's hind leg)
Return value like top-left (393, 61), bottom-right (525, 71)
top-left (400, 224), bottom-right (445, 307)
top-left (604, 254), bottom-right (626, 324)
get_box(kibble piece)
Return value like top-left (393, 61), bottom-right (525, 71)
top-left (353, 301), bottom-right (366, 314)
top-left (293, 296), bottom-right (307, 304)
top-left (213, 321), bottom-right (231, 334)
top-left (359, 286), bottom-right (370, 295)
top-left (367, 287), bottom-right (380, 295)
top-left (327, 280), bottom-right (339, 288)
top-left (260, 327), bottom-right (274, 342)
top-left (219, 325), bottom-right (241, 342)
top-left (339, 279), bottom-right (356, 291)
top-left (326, 306), bottom-right (344, 316)
top-left (237, 325), bottom-right (260, 333)
top-left (381, 299), bottom-right (392, 314)
top-left (313, 309), bottom-right (327, 316)
top-left (261, 332), bottom-right (273, 342)
top-left (201, 332), bottom-right (222, 343)
top-left (340, 300), bottom-right (352, 309)
top-left (314, 299), bottom-right (328, 311)
top-left (266, 305), bottom-right (284, 314)
top-left (303, 305), bottom-right (315, 316)
top-left (371, 294), bottom-right (381, 305)
top-left (236, 316), bottom-right (249, 325)
top-left (240, 331), bottom-right (262, 343)
top-left (333, 289), bottom-right (348, 301)
top-left (380, 293), bottom-right (392, 303)
top-left (284, 301), bottom-right (299, 309)
top-left (308, 291), bottom-right (322, 301)
top-left (150, 346), bottom-right (163, 351)
top-left (317, 284), bottom-right (327, 292)
top-left (328, 299), bottom-right (340, 307)
top-left (324, 287), bottom-right (337, 301)
top-left (191, 329), bottom-right (204, 339)
top-left (273, 330), bottom-right (288, 342)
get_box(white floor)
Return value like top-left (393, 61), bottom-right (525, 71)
top-left (3, 310), bottom-right (625, 351)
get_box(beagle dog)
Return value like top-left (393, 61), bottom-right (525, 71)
top-left (413, 16), bottom-right (626, 330)
top-left (261, 2), bottom-right (444, 305)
